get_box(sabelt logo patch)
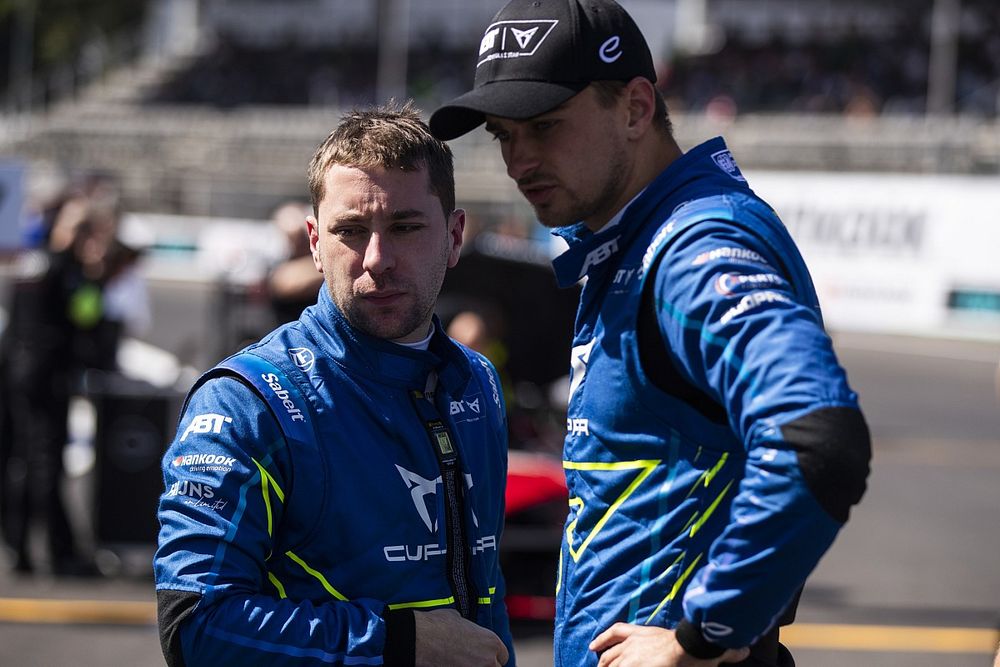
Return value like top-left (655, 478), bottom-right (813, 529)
top-left (478, 20), bottom-right (559, 66)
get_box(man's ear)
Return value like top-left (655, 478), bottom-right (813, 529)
top-left (306, 215), bottom-right (324, 273)
top-left (447, 208), bottom-right (466, 268)
top-left (623, 77), bottom-right (656, 139)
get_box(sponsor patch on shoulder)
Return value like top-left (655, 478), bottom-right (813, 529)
top-left (711, 149), bottom-right (746, 182)
top-left (172, 452), bottom-right (237, 472)
top-left (692, 247), bottom-right (769, 267)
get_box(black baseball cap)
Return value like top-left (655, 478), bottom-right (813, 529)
top-left (429, 0), bottom-right (656, 141)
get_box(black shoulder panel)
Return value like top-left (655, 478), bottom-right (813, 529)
top-left (780, 406), bottom-right (872, 523)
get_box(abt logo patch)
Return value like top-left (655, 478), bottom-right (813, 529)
top-left (579, 236), bottom-right (620, 279)
top-left (478, 20), bottom-right (559, 66)
top-left (180, 413), bottom-right (233, 442)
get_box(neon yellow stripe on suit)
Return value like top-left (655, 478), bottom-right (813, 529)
top-left (268, 572), bottom-right (287, 599)
top-left (685, 453), bottom-right (728, 498)
top-left (644, 553), bottom-right (704, 625)
top-left (689, 480), bottom-right (734, 538)
top-left (251, 458), bottom-right (285, 538)
top-left (388, 597), bottom-right (455, 610)
top-left (389, 587), bottom-right (497, 610)
top-left (562, 460), bottom-right (661, 562)
top-left (252, 459), bottom-right (273, 536)
top-left (285, 551), bottom-right (349, 601)
top-left (478, 587), bottom-right (497, 605)
top-left (259, 463), bottom-right (285, 502)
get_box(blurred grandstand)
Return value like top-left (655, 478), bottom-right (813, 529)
top-left (0, 0), bottom-right (999, 221)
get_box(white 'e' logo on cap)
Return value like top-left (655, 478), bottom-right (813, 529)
top-left (599, 36), bottom-right (623, 63)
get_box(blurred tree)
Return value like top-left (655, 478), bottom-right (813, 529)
top-left (1, 0), bottom-right (149, 109)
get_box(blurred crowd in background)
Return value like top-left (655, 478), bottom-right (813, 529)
top-left (142, 13), bottom-right (1000, 117)
top-left (0, 171), bottom-right (150, 574)
top-left (4, 1), bottom-right (1000, 116)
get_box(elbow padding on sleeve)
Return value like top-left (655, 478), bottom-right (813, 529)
top-left (157, 589), bottom-right (201, 667)
top-left (780, 406), bottom-right (872, 523)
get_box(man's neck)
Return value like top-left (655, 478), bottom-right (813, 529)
top-left (583, 133), bottom-right (683, 232)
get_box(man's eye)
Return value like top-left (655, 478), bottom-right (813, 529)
top-left (490, 131), bottom-right (509, 143)
top-left (333, 227), bottom-right (364, 239)
top-left (394, 223), bottom-right (424, 234)
top-left (534, 120), bottom-right (557, 132)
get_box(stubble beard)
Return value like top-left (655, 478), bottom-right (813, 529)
top-left (328, 265), bottom-right (446, 342)
top-left (530, 146), bottom-right (629, 229)
top-left (343, 297), bottom-right (429, 341)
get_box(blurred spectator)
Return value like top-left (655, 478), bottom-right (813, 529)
top-left (0, 173), bottom-right (146, 575)
top-left (446, 305), bottom-right (510, 394)
top-left (447, 309), bottom-right (502, 358)
top-left (264, 200), bottom-right (323, 324)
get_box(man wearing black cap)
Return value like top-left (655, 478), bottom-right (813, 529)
top-left (431, 1), bottom-right (872, 666)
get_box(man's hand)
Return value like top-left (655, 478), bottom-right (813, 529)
top-left (590, 623), bottom-right (749, 667)
top-left (413, 609), bottom-right (509, 666)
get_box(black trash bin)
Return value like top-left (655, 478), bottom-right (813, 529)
top-left (86, 371), bottom-right (182, 547)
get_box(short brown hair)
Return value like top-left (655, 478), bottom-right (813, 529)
top-left (591, 80), bottom-right (672, 137)
top-left (307, 101), bottom-right (455, 218)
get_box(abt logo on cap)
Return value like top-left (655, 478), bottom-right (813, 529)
top-left (478, 20), bottom-right (559, 66)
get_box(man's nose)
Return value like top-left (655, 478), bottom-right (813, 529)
top-left (505, 135), bottom-right (541, 182)
top-left (362, 232), bottom-right (394, 274)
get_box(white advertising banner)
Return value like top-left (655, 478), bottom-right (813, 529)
top-left (749, 171), bottom-right (1000, 340)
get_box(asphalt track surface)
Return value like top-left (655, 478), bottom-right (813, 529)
top-left (1, 331), bottom-right (998, 666)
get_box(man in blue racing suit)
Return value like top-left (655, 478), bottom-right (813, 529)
top-left (155, 103), bottom-right (514, 667)
top-left (430, 1), bottom-right (872, 665)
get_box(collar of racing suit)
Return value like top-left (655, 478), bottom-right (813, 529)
top-left (550, 136), bottom-right (752, 289)
top-left (301, 285), bottom-right (474, 397)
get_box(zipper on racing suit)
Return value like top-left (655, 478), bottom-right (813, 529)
top-left (411, 371), bottom-right (479, 620)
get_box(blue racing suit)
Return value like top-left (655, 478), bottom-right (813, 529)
top-left (154, 287), bottom-right (514, 666)
top-left (551, 137), bottom-right (870, 665)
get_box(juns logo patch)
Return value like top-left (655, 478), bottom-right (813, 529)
top-left (478, 20), bottom-right (559, 66)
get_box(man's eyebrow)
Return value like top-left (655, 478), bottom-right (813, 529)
top-left (390, 208), bottom-right (426, 220)
top-left (331, 211), bottom-right (367, 224)
top-left (485, 106), bottom-right (566, 134)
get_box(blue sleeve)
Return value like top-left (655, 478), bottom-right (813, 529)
top-left (650, 222), bottom-right (870, 648)
top-left (154, 376), bottom-right (391, 666)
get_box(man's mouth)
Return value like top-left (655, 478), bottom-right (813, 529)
top-left (519, 183), bottom-right (557, 206)
top-left (361, 289), bottom-right (405, 305)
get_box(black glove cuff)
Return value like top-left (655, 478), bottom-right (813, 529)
top-left (383, 608), bottom-right (415, 667)
top-left (675, 618), bottom-right (727, 659)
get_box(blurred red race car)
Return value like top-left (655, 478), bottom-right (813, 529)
top-left (501, 449), bottom-right (567, 621)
